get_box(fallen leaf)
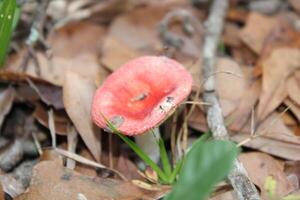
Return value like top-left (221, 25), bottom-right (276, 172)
top-left (285, 99), bottom-right (300, 123)
top-left (215, 58), bottom-right (247, 116)
top-left (101, 3), bottom-right (201, 72)
top-left (26, 53), bottom-right (105, 86)
top-left (15, 160), bottom-right (166, 200)
top-left (231, 113), bottom-right (300, 160)
top-left (289, 0), bottom-right (300, 13)
top-left (48, 21), bottom-right (106, 58)
top-left (101, 36), bottom-right (142, 71)
top-left (33, 103), bottom-right (70, 135)
top-left (209, 190), bottom-right (235, 200)
top-left (0, 87), bottom-right (15, 130)
top-left (63, 71), bottom-right (101, 161)
top-left (223, 22), bottom-right (242, 48)
top-left (239, 13), bottom-right (277, 54)
top-left (228, 79), bottom-right (261, 131)
top-left (253, 20), bottom-right (300, 76)
top-left (257, 48), bottom-right (300, 120)
top-left (0, 184), bottom-right (4, 200)
top-left (239, 152), bottom-right (294, 199)
top-left (287, 76), bottom-right (300, 106)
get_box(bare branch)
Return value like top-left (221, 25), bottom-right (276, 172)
top-left (201, 0), bottom-right (260, 199)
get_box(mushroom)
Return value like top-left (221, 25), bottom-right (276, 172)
top-left (91, 56), bottom-right (193, 164)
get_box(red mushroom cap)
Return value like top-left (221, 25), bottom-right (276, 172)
top-left (91, 56), bottom-right (193, 136)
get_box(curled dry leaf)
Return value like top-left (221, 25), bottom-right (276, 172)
top-left (15, 160), bottom-right (166, 200)
top-left (63, 71), bottom-right (101, 161)
top-left (239, 152), bottom-right (294, 199)
top-left (257, 48), bottom-right (300, 121)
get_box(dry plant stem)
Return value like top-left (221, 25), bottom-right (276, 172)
top-left (201, 0), bottom-right (260, 200)
top-left (48, 109), bottom-right (56, 148)
top-left (54, 148), bottom-right (127, 181)
top-left (66, 125), bottom-right (78, 170)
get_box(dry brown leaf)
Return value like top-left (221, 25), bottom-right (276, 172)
top-left (33, 103), bottom-right (70, 135)
top-left (0, 87), bottom-right (15, 130)
top-left (257, 48), bottom-right (300, 121)
top-left (48, 21), bottom-right (106, 58)
top-left (101, 36), bottom-right (142, 71)
top-left (75, 149), bottom-right (97, 177)
top-left (223, 23), bottom-right (241, 48)
top-left (287, 75), bottom-right (300, 106)
top-left (101, 3), bottom-right (201, 72)
top-left (15, 160), bottom-right (166, 200)
top-left (256, 112), bottom-right (300, 145)
top-left (289, 0), bottom-right (300, 13)
top-left (0, 184), bottom-right (4, 200)
top-left (228, 79), bottom-right (261, 131)
top-left (215, 58), bottom-right (247, 116)
top-left (285, 99), bottom-right (300, 123)
top-left (239, 13), bottom-right (277, 54)
top-left (209, 190), bottom-right (235, 200)
top-left (239, 152), bottom-right (294, 199)
top-left (25, 53), bottom-right (106, 86)
top-left (253, 20), bottom-right (300, 77)
top-left (231, 113), bottom-right (300, 160)
top-left (63, 71), bottom-right (101, 161)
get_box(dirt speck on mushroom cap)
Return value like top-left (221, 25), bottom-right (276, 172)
top-left (91, 56), bottom-right (193, 136)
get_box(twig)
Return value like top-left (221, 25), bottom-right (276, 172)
top-left (54, 148), bottom-right (127, 181)
top-left (48, 109), bottom-right (56, 148)
top-left (201, 0), bottom-right (260, 200)
top-left (66, 125), bottom-right (78, 170)
top-left (19, 0), bottom-right (51, 73)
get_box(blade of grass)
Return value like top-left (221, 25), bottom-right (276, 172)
top-left (0, 0), bottom-right (17, 66)
top-left (100, 113), bottom-right (169, 183)
top-left (158, 138), bottom-right (172, 177)
top-left (168, 157), bottom-right (184, 183)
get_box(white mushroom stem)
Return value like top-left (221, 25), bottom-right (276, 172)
top-left (134, 127), bottom-right (161, 165)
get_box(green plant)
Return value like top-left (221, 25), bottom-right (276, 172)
top-left (0, 0), bottom-right (18, 67)
top-left (103, 114), bottom-right (206, 184)
top-left (265, 176), bottom-right (300, 200)
top-left (103, 113), bottom-right (238, 199)
top-left (164, 140), bottom-right (238, 200)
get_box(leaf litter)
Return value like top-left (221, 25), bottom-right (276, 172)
top-left (1, 0), bottom-right (300, 199)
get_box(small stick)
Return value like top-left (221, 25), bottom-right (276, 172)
top-left (201, 0), bottom-right (260, 199)
top-left (48, 109), bottom-right (56, 148)
top-left (54, 148), bottom-right (127, 181)
top-left (20, 0), bottom-right (51, 73)
top-left (66, 125), bottom-right (78, 170)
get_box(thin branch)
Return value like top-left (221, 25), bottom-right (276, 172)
top-left (201, 0), bottom-right (260, 199)
top-left (19, 0), bottom-right (51, 73)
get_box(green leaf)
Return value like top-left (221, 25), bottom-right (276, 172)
top-left (158, 138), bottom-right (172, 177)
top-left (0, 0), bottom-right (17, 66)
top-left (100, 113), bottom-right (169, 183)
top-left (164, 140), bottom-right (238, 200)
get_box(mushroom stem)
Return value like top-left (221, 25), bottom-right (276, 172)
top-left (134, 127), bottom-right (161, 165)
